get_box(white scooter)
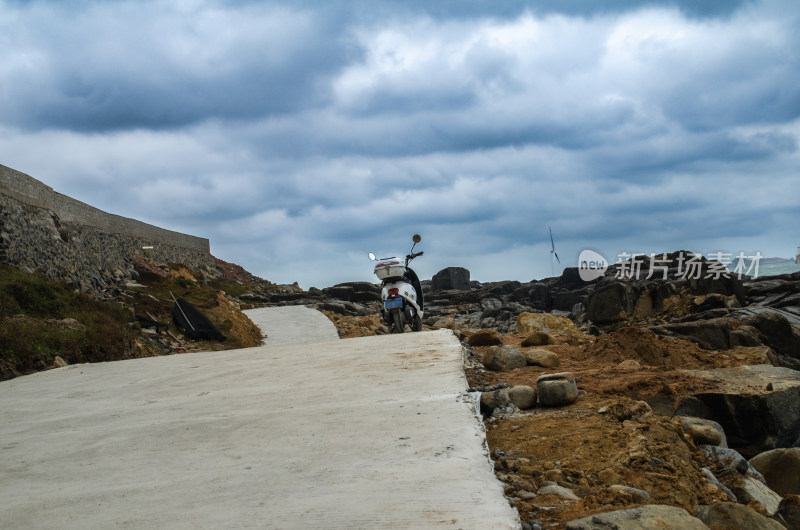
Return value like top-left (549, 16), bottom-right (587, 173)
top-left (369, 234), bottom-right (425, 333)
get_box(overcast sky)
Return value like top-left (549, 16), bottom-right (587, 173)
top-left (1, 0), bottom-right (798, 288)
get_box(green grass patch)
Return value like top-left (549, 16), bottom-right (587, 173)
top-left (0, 265), bottom-right (148, 381)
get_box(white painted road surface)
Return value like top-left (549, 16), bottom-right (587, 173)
top-left (0, 307), bottom-right (519, 529)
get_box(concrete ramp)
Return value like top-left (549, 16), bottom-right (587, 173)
top-left (0, 314), bottom-right (519, 529)
top-left (243, 306), bottom-right (340, 346)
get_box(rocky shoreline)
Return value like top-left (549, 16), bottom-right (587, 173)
top-left (238, 251), bottom-right (800, 528)
top-left (4, 246), bottom-right (799, 528)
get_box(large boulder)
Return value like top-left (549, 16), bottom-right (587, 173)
top-left (674, 365), bottom-right (800, 458)
top-left (431, 267), bottom-right (470, 291)
top-left (745, 310), bottom-right (800, 360)
top-left (587, 282), bottom-right (637, 324)
top-left (526, 282), bottom-right (551, 311)
top-left (749, 448), bottom-right (800, 496)
top-left (483, 345), bottom-right (527, 372)
top-left (324, 282), bottom-right (381, 303)
top-left (688, 269), bottom-right (746, 306)
top-left (517, 312), bottom-right (581, 336)
top-left (565, 505), bottom-right (709, 530)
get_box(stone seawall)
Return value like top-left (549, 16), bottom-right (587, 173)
top-left (0, 164), bottom-right (219, 292)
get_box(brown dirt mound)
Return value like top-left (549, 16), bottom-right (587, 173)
top-left (486, 394), bottom-right (730, 527)
top-left (214, 257), bottom-right (268, 285)
top-left (580, 327), bottom-right (715, 369)
top-left (203, 292), bottom-right (263, 348)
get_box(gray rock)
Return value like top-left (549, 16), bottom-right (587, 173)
top-left (749, 447), bottom-right (800, 496)
top-left (677, 416), bottom-right (728, 448)
top-left (480, 389), bottom-right (510, 415)
top-left (483, 345), bottom-right (527, 372)
top-left (565, 505), bottom-right (709, 530)
top-left (730, 476), bottom-right (782, 515)
top-left (537, 484), bottom-right (579, 500)
top-left (700, 445), bottom-right (754, 476)
top-left (523, 348), bottom-right (560, 368)
top-left (508, 386), bottom-right (537, 410)
top-left (608, 485), bottom-right (651, 504)
top-left (537, 372), bottom-right (579, 407)
top-left (694, 502), bottom-right (784, 530)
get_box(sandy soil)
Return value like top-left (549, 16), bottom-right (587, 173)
top-left (464, 327), bottom-right (771, 528)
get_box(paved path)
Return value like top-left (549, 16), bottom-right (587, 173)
top-left (0, 307), bottom-right (519, 529)
top-left (243, 305), bottom-right (340, 345)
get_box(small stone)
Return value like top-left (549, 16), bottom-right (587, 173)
top-left (508, 385), bottom-right (537, 410)
top-left (480, 389), bottom-right (510, 415)
top-left (521, 331), bottom-right (555, 347)
top-left (483, 345), bottom-right (527, 372)
top-left (53, 356), bottom-right (68, 367)
top-left (608, 485), bottom-right (651, 504)
top-left (615, 359), bottom-right (641, 371)
top-left (544, 469), bottom-right (563, 483)
top-left (523, 348), bottom-right (561, 368)
top-left (538, 484), bottom-right (579, 500)
top-left (467, 329), bottom-right (504, 346)
top-left (536, 372), bottom-right (578, 407)
top-left (678, 417), bottom-right (728, 448)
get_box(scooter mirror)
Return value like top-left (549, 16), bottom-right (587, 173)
top-left (412, 234), bottom-right (421, 244)
top-left (368, 252), bottom-right (377, 261)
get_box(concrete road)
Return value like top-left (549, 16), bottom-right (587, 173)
top-left (243, 305), bottom-right (340, 346)
top-left (0, 308), bottom-right (519, 529)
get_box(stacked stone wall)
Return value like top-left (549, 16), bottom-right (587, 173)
top-left (0, 164), bottom-right (218, 291)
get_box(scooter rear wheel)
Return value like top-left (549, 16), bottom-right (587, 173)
top-left (413, 316), bottom-right (422, 332)
top-left (392, 310), bottom-right (404, 333)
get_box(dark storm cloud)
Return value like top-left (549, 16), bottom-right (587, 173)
top-left (0, 1), bottom-right (359, 131)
